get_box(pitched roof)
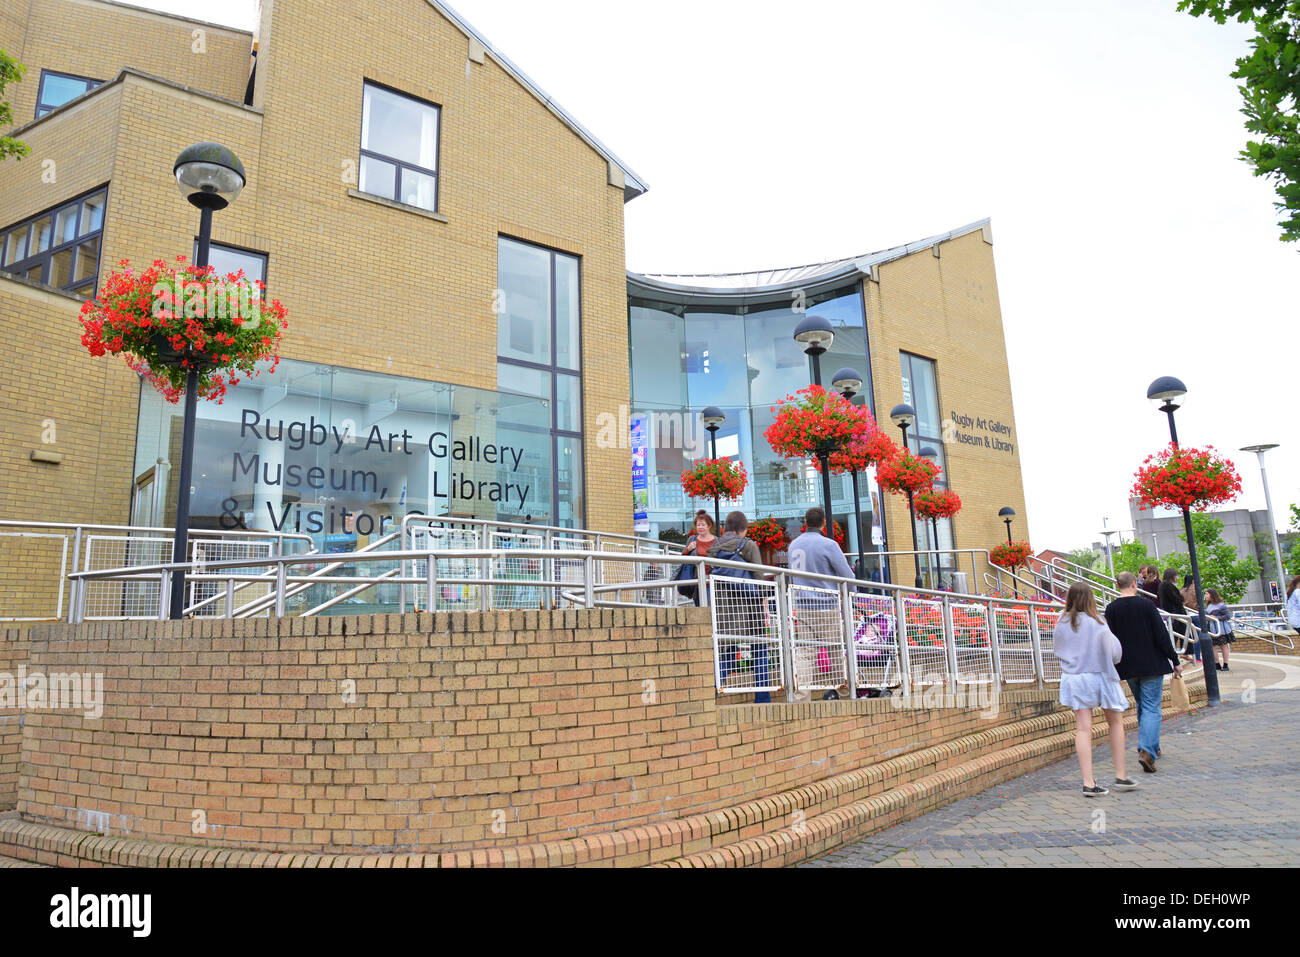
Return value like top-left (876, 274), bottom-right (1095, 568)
top-left (429, 0), bottom-right (648, 202)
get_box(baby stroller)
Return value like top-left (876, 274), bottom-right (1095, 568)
top-left (823, 609), bottom-right (901, 699)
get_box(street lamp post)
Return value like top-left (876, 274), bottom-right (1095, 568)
top-left (168, 142), bottom-right (247, 620)
top-left (998, 506), bottom-right (1017, 597)
top-left (701, 406), bottom-right (726, 532)
top-left (1148, 375), bottom-right (1220, 706)
top-left (794, 315), bottom-right (835, 522)
top-left (1240, 443), bottom-right (1285, 605)
top-left (832, 369), bottom-right (866, 579)
top-left (920, 445), bottom-right (941, 589)
top-left (890, 402), bottom-right (923, 589)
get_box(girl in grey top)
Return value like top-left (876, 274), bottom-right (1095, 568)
top-left (1052, 583), bottom-right (1136, 796)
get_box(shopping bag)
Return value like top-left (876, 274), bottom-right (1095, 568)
top-left (1169, 673), bottom-right (1191, 713)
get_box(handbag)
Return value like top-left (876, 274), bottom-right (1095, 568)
top-left (672, 561), bottom-right (697, 599)
top-left (1169, 673), bottom-right (1191, 713)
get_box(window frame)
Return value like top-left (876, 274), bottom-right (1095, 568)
top-left (899, 350), bottom-right (956, 574)
top-left (357, 79), bottom-right (442, 214)
top-left (0, 185), bottom-right (109, 295)
top-left (35, 70), bottom-right (103, 118)
top-left (193, 238), bottom-right (269, 291)
top-left (496, 234), bottom-right (585, 527)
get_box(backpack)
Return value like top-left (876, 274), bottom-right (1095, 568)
top-left (711, 537), bottom-right (759, 599)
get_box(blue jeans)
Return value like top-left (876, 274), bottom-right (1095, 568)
top-left (1127, 676), bottom-right (1164, 757)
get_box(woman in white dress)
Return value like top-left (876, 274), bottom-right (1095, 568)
top-left (1053, 582), bottom-right (1137, 796)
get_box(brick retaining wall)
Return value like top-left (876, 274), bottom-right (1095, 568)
top-left (15, 608), bottom-right (1062, 854)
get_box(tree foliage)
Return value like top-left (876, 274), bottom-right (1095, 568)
top-left (1178, 1), bottom-right (1300, 241)
top-left (1110, 540), bottom-right (1151, 577)
top-left (1, 50), bottom-right (31, 163)
top-left (1162, 513), bottom-right (1262, 602)
top-left (1063, 548), bottom-right (1102, 571)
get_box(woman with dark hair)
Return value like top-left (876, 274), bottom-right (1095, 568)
top-left (1287, 575), bottom-right (1300, 631)
top-left (1159, 567), bottom-right (1192, 660)
top-left (1204, 588), bottom-right (1234, 671)
top-left (1053, 582), bottom-right (1135, 796)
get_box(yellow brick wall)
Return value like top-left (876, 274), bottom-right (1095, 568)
top-left (13, 609), bottom-right (1063, 856)
top-left (2, 0), bottom-right (252, 125)
top-left (864, 227), bottom-right (1028, 588)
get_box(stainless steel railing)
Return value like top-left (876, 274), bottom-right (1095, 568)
top-left (62, 539), bottom-right (1201, 697)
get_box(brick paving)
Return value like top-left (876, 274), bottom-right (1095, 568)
top-left (805, 658), bottom-right (1300, 867)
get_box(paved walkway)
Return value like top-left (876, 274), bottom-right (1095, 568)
top-left (805, 655), bottom-right (1300, 867)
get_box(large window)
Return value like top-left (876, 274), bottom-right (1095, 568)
top-left (0, 187), bottom-right (107, 294)
top-left (497, 236), bottom-right (584, 526)
top-left (359, 81), bottom-right (440, 213)
top-left (36, 70), bottom-right (102, 118)
top-left (900, 351), bottom-right (954, 584)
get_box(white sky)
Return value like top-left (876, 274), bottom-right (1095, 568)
top-left (140, 0), bottom-right (1298, 552)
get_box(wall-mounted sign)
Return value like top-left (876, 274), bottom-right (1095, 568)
top-left (944, 411), bottom-right (1015, 455)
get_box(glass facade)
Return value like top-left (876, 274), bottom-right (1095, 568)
top-left (133, 358), bottom-right (557, 548)
top-left (628, 282), bottom-right (882, 560)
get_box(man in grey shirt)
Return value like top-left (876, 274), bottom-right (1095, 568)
top-left (787, 508), bottom-right (856, 699)
top-left (788, 507), bottom-right (856, 590)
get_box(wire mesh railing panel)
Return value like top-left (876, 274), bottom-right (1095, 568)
top-left (849, 593), bottom-right (901, 690)
top-left (951, 602), bottom-right (994, 685)
top-left (83, 535), bottom-right (172, 620)
top-left (1033, 609), bottom-right (1062, 683)
top-left (994, 604), bottom-right (1037, 684)
top-left (902, 597), bottom-right (947, 685)
top-left (711, 578), bottom-right (781, 694)
top-left (0, 533), bottom-right (67, 620)
top-left (788, 584), bottom-right (848, 692)
top-left (550, 534), bottom-right (590, 608)
top-left (490, 531), bottom-right (544, 609)
top-left (410, 527), bottom-right (480, 611)
top-left (189, 538), bottom-right (273, 617)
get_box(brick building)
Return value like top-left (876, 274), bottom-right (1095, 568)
top-left (0, 0), bottom-right (1028, 609)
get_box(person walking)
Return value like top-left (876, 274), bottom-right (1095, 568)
top-left (1053, 582), bottom-right (1135, 796)
top-left (1204, 588), bottom-right (1234, 672)
top-left (708, 511), bottom-right (769, 703)
top-left (1158, 567), bottom-right (1191, 659)
top-left (1106, 571), bottom-right (1183, 773)
top-left (787, 507), bottom-right (857, 701)
top-left (1286, 575), bottom-right (1300, 631)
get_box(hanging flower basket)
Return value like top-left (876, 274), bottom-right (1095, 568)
top-left (79, 256), bottom-right (288, 403)
top-left (876, 450), bottom-right (940, 495)
top-left (763, 385), bottom-right (873, 460)
top-left (799, 519), bottom-right (847, 550)
top-left (914, 488), bottom-right (962, 520)
top-left (990, 541), bottom-right (1033, 569)
top-left (748, 517), bottom-right (790, 552)
top-left (1131, 443), bottom-right (1242, 512)
top-left (814, 426), bottom-right (900, 474)
top-left (681, 458), bottom-right (747, 500)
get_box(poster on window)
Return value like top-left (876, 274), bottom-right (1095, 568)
top-left (865, 464), bottom-right (884, 545)
top-left (631, 413), bottom-right (649, 533)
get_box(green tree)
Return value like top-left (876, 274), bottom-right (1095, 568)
top-left (1062, 548), bottom-right (1101, 571)
top-left (1178, 2), bottom-right (1300, 241)
top-left (1164, 513), bottom-right (1262, 602)
top-left (1110, 540), bottom-right (1151, 577)
top-left (1, 50), bottom-right (30, 162)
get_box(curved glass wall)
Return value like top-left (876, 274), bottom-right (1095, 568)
top-left (628, 282), bottom-right (882, 563)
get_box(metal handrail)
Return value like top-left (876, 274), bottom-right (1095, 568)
top-left (65, 541), bottom-right (1205, 692)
